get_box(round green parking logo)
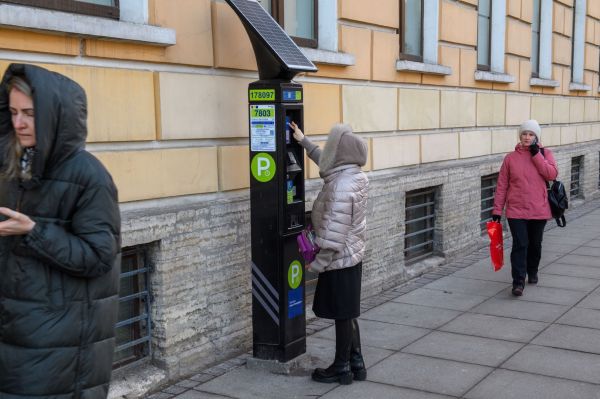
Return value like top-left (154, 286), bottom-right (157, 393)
top-left (288, 260), bottom-right (302, 289)
top-left (251, 153), bottom-right (276, 182)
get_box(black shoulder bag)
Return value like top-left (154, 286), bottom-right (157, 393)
top-left (540, 148), bottom-right (568, 227)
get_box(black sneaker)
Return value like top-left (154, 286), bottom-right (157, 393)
top-left (512, 283), bottom-right (524, 296)
top-left (528, 275), bottom-right (538, 284)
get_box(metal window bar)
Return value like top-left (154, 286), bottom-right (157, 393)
top-left (480, 174), bottom-right (499, 232)
top-left (404, 188), bottom-right (436, 264)
top-left (570, 156), bottom-right (583, 198)
top-left (113, 247), bottom-right (152, 369)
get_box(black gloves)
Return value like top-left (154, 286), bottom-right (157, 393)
top-left (492, 215), bottom-right (501, 223)
top-left (529, 142), bottom-right (539, 156)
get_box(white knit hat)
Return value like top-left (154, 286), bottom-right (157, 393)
top-left (518, 119), bottom-right (541, 141)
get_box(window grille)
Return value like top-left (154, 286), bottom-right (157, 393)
top-left (113, 246), bottom-right (152, 369)
top-left (404, 187), bottom-right (436, 264)
top-left (480, 173), bottom-right (498, 232)
top-left (400, 0), bottom-right (424, 62)
top-left (1, 0), bottom-right (119, 19)
top-left (570, 156), bottom-right (583, 199)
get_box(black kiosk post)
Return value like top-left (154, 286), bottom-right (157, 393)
top-left (224, 0), bottom-right (317, 362)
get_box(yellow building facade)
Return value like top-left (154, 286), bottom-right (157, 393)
top-left (1, 0), bottom-right (599, 394)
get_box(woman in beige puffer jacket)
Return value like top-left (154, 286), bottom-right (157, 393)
top-left (289, 121), bottom-right (368, 386)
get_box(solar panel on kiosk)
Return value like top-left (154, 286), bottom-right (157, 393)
top-left (226, 0), bottom-right (317, 80)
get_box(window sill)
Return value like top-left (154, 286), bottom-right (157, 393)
top-left (530, 78), bottom-right (560, 88)
top-left (569, 82), bottom-right (591, 92)
top-left (395, 60), bottom-right (452, 75)
top-left (474, 70), bottom-right (515, 83)
top-left (300, 48), bottom-right (355, 66)
top-left (0, 3), bottom-right (176, 46)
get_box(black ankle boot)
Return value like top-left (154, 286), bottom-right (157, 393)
top-left (350, 319), bottom-right (366, 381)
top-left (312, 319), bottom-right (354, 385)
top-left (312, 360), bottom-right (353, 385)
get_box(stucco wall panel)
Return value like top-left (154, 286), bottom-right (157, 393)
top-left (304, 83), bottom-right (342, 135)
top-left (0, 28), bottom-right (79, 56)
top-left (342, 85), bottom-right (397, 132)
top-left (95, 147), bottom-right (218, 202)
top-left (372, 31), bottom-right (422, 83)
top-left (561, 126), bottom-right (577, 144)
top-left (570, 98), bottom-right (585, 123)
top-left (460, 49), bottom-right (493, 89)
top-left (421, 45), bottom-right (460, 87)
top-left (492, 129), bottom-right (518, 153)
top-left (506, 18), bottom-right (532, 57)
top-left (85, 0), bottom-right (213, 66)
top-left (553, 97), bottom-right (571, 123)
top-left (159, 72), bottom-right (251, 139)
top-left (218, 146), bottom-right (249, 191)
top-left (531, 96), bottom-right (554, 124)
top-left (421, 132), bottom-right (459, 163)
top-left (212, 1), bottom-right (255, 71)
top-left (542, 126), bottom-right (561, 146)
top-left (312, 25), bottom-right (371, 80)
top-left (440, 0), bottom-right (477, 46)
top-left (552, 34), bottom-right (572, 66)
top-left (459, 130), bottom-right (492, 158)
top-left (339, 0), bottom-right (399, 28)
top-left (372, 135), bottom-right (420, 169)
top-left (477, 92), bottom-right (506, 126)
top-left (584, 99), bottom-right (599, 122)
top-left (506, 94), bottom-right (531, 125)
top-left (398, 88), bottom-right (440, 130)
top-left (440, 90), bottom-right (476, 128)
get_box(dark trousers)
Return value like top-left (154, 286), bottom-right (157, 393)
top-left (507, 219), bottom-right (547, 285)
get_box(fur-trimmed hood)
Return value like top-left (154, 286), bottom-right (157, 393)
top-left (319, 124), bottom-right (367, 174)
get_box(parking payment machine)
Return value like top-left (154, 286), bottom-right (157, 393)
top-left (224, 0), bottom-right (317, 362)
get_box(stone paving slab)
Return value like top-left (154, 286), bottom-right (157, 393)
top-left (401, 331), bottom-right (523, 367)
top-left (196, 367), bottom-right (333, 399)
top-left (470, 297), bottom-right (569, 322)
top-left (420, 276), bottom-right (507, 297)
top-left (543, 235), bottom-right (594, 246)
top-left (391, 287), bottom-right (489, 311)
top-left (584, 239), bottom-right (600, 248)
top-left (439, 313), bottom-right (548, 343)
top-left (313, 319), bottom-right (430, 351)
top-left (502, 344), bottom-right (600, 384)
top-left (319, 381), bottom-right (455, 399)
top-left (532, 324), bottom-right (600, 355)
top-left (542, 263), bottom-right (600, 279)
top-left (361, 302), bottom-right (461, 329)
top-left (176, 390), bottom-right (229, 399)
top-left (556, 307), bottom-right (600, 329)
top-left (578, 293), bottom-right (600, 309)
top-left (535, 274), bottom-right (600, 292)
top-left (305, 336), bottom-right (392, 370)
top-left (368, 352), bottom-right (492, 397)
top-left (572, 246), bottom-right (600, 257)
top-left (493, 285), bottom-right (587, 306)
top-left (558, 254), bottom-right (600, 267)
top-left (464, 369), bottom-right (600, 399)
top-left (452, 262), bottom-right (512, 282)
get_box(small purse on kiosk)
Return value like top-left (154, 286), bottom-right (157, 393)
top-left (297, 224), bottom-right (320, 263)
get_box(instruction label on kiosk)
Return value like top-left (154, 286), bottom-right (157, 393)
top-left (250, 104), bottom-right (276, 152)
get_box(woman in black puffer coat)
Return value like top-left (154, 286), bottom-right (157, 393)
top-left (0, 63), bottom-right (121, 399)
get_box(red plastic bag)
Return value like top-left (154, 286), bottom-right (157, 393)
top-left (486, 221), bottom-right (504, 271)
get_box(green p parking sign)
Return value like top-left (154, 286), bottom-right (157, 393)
top-left (251, 153), bottom-right (276, 182)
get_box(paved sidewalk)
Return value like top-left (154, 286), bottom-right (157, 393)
top-left (148, 200), bottom-right (600, 399)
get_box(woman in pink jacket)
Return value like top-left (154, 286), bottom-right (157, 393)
top-left (492, 120), bottom-right (558, 296)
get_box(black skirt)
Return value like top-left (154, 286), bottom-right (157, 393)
top-left (312, 262), bottom-right (362, 320)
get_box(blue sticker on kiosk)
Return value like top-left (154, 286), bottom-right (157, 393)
top-left (283, 90), bottom-right (301, 101)
top-left (288, 287), bottom-right (304, 319)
